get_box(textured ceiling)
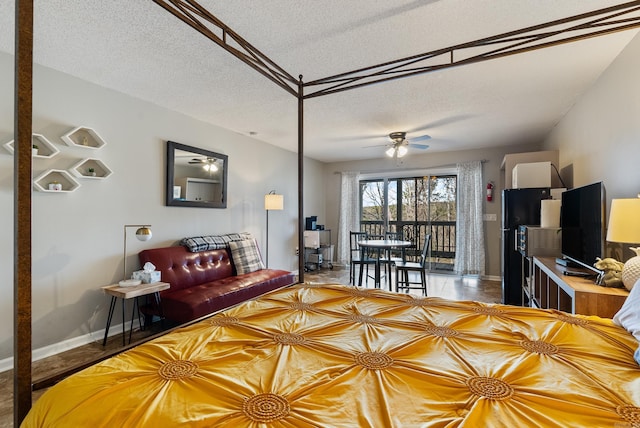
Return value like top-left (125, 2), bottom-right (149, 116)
top-left (1, 1), bottom-right (638, 162)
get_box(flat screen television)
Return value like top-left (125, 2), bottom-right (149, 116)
top-left (560, 182), bottom-right (605, 272)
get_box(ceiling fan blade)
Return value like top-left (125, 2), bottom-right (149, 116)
top-left (408, 114), bottom-right (475, 134)
top-left (411, 134), bottom-right (431, 143)
top-left (363, 143), bottom-right (391, 149)
top-left (412, 143), bottom-right (430, 150)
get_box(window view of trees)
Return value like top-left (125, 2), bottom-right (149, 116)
top-left (360, 175), bottom-right (457, 270)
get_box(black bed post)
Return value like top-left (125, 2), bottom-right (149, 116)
top-left (14, 0), bottom-right (34, 424)
top-left (298, 75), bottom-right (305, 282)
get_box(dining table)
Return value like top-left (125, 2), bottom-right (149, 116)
top-left (357, 239), bottom-right (413, 290)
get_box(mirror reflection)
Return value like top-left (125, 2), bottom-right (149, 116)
top-left (166, 141), bottom-right (228, 208)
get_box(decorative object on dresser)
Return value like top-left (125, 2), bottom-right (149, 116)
top-left (120, 225), bottom-right (153, 287)
top-left (594, 257), bottom-right (625, 288)
top-left (264, 190), bottom-right (284, 268)
top-left (606, 197), bottom-right (640, 290)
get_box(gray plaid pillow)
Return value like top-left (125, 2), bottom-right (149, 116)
top-left (181, 232), bottom-right (252, 252)
top-left (229, 239), bottom-right (265, 274)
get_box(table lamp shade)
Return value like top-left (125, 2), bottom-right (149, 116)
top-left (607, 198), bottom-right (640, 290)
top-left (136, 226), bottom-right (153, 241)
top-left (265, 194), bottom-right (284, 210)
top-left (606, 199), bottom-right (640, 243)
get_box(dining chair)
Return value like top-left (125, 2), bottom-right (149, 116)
top-left (395, 234), bottom-right (431, 295)
top-left (383, 231), bottom-right (405, 283)
top-left (349, 231), bottom-right (376, 286)
top-left (384, 231), bottom-right (405, 261)
top-left (366, 234), bottom-right (391, 287)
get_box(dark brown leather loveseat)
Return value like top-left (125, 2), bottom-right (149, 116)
top-left (138, 242), bottom-right (295, 324)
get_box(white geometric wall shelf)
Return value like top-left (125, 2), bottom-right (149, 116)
top-left (34, 169), bottom-right (81, 192)
top-left (61, 126), bottom-right (107, 149)
top-left (3, 133), bottom-right (60, 158)
top-left (70, 158), bottom-right (113, 180)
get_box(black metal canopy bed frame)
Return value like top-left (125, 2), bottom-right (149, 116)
top-left (12, 0), bottom-right (640, 424)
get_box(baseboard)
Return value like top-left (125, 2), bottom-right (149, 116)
top-left (0, 321), bottom-right (128, 373)
top-left (482, 274), bottom-right (501, 282)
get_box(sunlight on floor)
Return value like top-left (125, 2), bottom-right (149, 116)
top-left (302, 265), bottom-right (501, 304)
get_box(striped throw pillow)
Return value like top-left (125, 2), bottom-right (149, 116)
top-left (229, 239), bottom-right (265, 274)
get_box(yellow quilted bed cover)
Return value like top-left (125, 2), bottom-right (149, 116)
top-left (23, 283), bottom-right (640, 427)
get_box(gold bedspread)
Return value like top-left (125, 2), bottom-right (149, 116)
top-left (23, 283), bottom-right (640, 427)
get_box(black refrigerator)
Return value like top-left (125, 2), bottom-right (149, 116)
top-left (501, 188), bottom-right (551, 305)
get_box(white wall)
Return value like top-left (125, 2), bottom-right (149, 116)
top-left (0, 52), bottom-right (324, 362)
top-left (543, 31), bottom-right (640, 259)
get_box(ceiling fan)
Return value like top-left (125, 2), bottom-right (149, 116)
top-left (379, 131), bottom-right (430, 158)
top-left (189, 157), bottom-right (219, 172)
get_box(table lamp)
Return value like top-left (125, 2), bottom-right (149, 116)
top-left (264, 191), bottom-right (283, 268)
top-left (606, 198), bottom-right (640, 290)
top-left (120, 224), bottom-right (153, 286)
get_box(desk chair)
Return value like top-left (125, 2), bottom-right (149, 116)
top-left (395, 234), bottom-right (431, 295)
top-left (349, 231), bottom-right (376, 286)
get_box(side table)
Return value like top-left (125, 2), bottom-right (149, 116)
top-left (101, 281), bottom-right (170, 346)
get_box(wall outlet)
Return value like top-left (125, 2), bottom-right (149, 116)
top-left (295, 247), bottom-right (299, 256)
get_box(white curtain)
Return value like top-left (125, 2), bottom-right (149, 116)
top-left (337, 171), bottom-right (360, 265)
top-left (454, 161), bottom-right (485, 276)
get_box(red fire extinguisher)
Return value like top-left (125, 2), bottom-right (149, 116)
top-left (486, 182), bottom-right (494, 202)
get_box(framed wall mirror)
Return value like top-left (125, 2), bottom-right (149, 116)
top-left (166, 140), bottom-right (228, 208)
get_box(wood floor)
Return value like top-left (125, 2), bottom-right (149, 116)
top-left (0, 267), bottom-right (501, 427)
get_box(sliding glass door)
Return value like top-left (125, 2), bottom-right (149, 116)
top-left (360, 175), bottom-right (457, 271)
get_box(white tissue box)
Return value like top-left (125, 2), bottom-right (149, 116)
top-left (132, 270), bottom-right (161, 284)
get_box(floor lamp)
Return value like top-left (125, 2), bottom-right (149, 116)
top-left (120, 224), bottom-right (153, 286)
top-left (265, 191), bottom-right (284, 268)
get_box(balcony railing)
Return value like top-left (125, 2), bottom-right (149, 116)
top-left (361, 220), bottom-right (456, 271)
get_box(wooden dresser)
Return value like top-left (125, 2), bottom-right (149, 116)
top-left (530, 256), bottom-right (629, 318)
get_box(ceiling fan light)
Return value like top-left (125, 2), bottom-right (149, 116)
top-left (203, 163), bottom-right (218, 172)
top-left (397, 145), bottom-right (408, 157)
top-left (385, 147), bottom-right (396, 157)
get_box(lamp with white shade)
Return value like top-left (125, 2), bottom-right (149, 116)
top-left (120, 224), bottom-right (153, 286)
top-left (264, 191), bottom-right (284, 268)
top-left (606, 198), bottom-right (640, 290)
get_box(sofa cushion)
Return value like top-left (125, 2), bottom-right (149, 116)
top-left (180, 232), bottom-right (252, 252)
top-left (139, 246), bottom-right (233, 292)
top-left (160, 269), bottom-right (296, 323)
top-left (229, 239), bottom-right (265, 274)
